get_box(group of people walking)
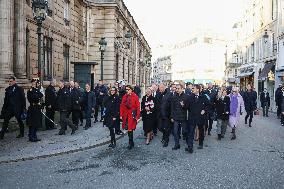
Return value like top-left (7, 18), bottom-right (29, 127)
top-left (139, 82), bottom-right (251, 153)
top-left (1, 76), bottom-right (283, 153)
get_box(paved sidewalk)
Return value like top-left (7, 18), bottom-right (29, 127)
top-left (0, 119), bottom-right (129, 164)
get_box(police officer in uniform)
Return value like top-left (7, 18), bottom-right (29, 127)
top-left (27, 79), bottom-right (43, 142)
top-left (0, 76), bottom-right (26, 139)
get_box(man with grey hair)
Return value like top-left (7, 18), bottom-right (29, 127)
top-left (45, 78), bottom-right (57, 130)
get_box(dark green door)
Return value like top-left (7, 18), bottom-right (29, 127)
top-left (74, 65), bottom-right (91, 89)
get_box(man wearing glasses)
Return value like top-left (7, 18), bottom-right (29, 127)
top-left (0, 76), bottom-right (26, 139)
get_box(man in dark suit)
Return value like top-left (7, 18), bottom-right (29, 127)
top-left (82, 83), bottom-right (96, 130)
top-left (94, 80), bottom-right (108, 122)
top-left (204, 82), bottom-right (217, 135)
top-left (70, 81), bottom-right (82, 129)
top-left (260, 88), bottom-right (270, 117)
top-left (185, 84), bottom-right (209, 153)
top-left (156, 83), bottom-right (172, 147)
top-left (275, 84), bottom-right (282, 119)
top-left (45, 79), bottom-right (57, 130)
top-left (57, 81), bottom-right (76, 135)
top-left (0, 76), bottom-right (26, 139)
top-left (243, 84), bottom-right (257, 127)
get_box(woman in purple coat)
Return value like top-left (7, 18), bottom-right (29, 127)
top-left (229, 87), bottom-right (244, 140)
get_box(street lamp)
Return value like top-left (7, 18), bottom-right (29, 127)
top-left (98, 37), bottom-right (107, 81)
top-left (32, 0), bottom-right (48, 129)
top-left (32, 0), bottom-right (48, 85)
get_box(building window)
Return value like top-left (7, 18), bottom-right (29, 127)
top-left (132, 62), bottom-right (135, 84)
top-left (26, 28), bottom-right (30, 79)
top-left (47, 0), bottom-right (53, 17)
top-left (115, 54), bottom-right (119, 80)
top-left (123, 57), bottom-right (125, 80)
top-left (64, 0), bottom-right (70, 26)
top-left (272, 0), bottom-right (278, 20)
top-left (63, 44), bottom-right (70, 80)
top-left (43, 37), bottom-right (53, 79)
top-left (128, 61), bottom-right (130, 83)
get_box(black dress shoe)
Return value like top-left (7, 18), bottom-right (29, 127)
top-left (58, 130), bottom-right (65, 135)
top-left (218, 134), bottom-right (222, 140)
top-left (108, 143), bottom-right (116, 148)
top-left (84, 126), bottom-right (90, 130)
top-left (94, 120), bottom-right (98, 123)
top-left (172, 145), bottom-right (180, 150)
top-left (71, 129), bottom-right (76, 135)
top-left (249, 124), bottom-right (252, 127)
top-left (208, 132), bottom-right (211, 136)
top-left (185, 147), bottom-right (193, 153)
top-left (127, 145), bottom-right (133, 150)
top-left (197, 145), bottom-right (203, 149)
top-left (16, 134), bottom-right (24, 138)
top-left (29, 138), bottom-right (41, 142)
top-left (163, 142), bottom-right (168, 147)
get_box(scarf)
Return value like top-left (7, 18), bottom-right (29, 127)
top-left (125, 94), bottom-right (132, 109)
top-left (230, 94), bottom-right (238, 117)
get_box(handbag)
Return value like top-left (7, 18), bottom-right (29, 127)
top-left (132, 110), bottom-right (137, 120)
top-left (254, 109), bottom-right (260, 115)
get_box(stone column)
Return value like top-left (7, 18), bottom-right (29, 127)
top-left (0, 0), bottom-right (14, 78)
top-left (14, 0), bottom-right (26, 78)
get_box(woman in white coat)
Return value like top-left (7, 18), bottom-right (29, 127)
top-left (229, 87), bottom-right (244, 140)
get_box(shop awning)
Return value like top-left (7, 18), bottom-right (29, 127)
top-left (237, 72), bottom-right (254, 78)
top-left (71, 61), bottom-right (98, 65)
top-left (227, 78), bottom-right (236, 83)
top-left (258, 63), bottom-right (275, 80)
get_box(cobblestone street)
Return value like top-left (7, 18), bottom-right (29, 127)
top-left (0, 113), bottom-right (283, 189)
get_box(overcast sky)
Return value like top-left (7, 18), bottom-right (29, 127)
top-left (123, 0), bottom-right (244, 58)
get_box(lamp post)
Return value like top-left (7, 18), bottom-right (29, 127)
top-left (32, 0), bottom-right (48, 86)
top-left (98, 37), bottom-right (107, 81)
top-left (32, 0), bottom-right (48, 129)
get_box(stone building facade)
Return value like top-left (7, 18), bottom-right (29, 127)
top-left (87, 0), bottom-right (151, 86)
top-left (227, 0), bottom-right (280, 111)
top-left (0, 0), bottom-right (151, 106)
top-left (152, 56), bottom-right (172, 84)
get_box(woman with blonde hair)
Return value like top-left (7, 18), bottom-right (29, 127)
top-left (141, 87), bottom-right (157, 145)
top-left (229, 87), bottom-right (244, 140)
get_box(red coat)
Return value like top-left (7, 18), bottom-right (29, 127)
top-left (120, 93), bottom-right (140, 131)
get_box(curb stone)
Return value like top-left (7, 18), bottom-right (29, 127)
top-left (0, 131), bottom-right (127, 164)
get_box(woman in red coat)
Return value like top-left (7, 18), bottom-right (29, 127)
top-left (120, 85), bottom-right (140, 150)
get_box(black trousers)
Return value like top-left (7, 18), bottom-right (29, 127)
top-left (94, 102), bottom-right (104, 120)
top-left (79, 110), bottom-right (83, 124)
top-left (262, 102), bottom-right (269, 116)
top-left (72, 109), bottom-right (81, 127)
top-left (28, 127), bottom-right (38, 140)
top-left (245, 110), bottom-right (254, 124)
top-left (159, 118), bottom-right (171, 143)
top-left (0, 111), bottom-right (24, 137)
top-left (114, 119), bottom-right (121, 133)
top-left (186, 119), bottom-right (205, 148)
top-left (109, 127), bottom-right (116, 143)
top-left (60, 111), bottom-right (75, 131)
top-left (277, 105), bottom-right (281, 117)
top-left (45, 107), bottom-right (55, 129)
